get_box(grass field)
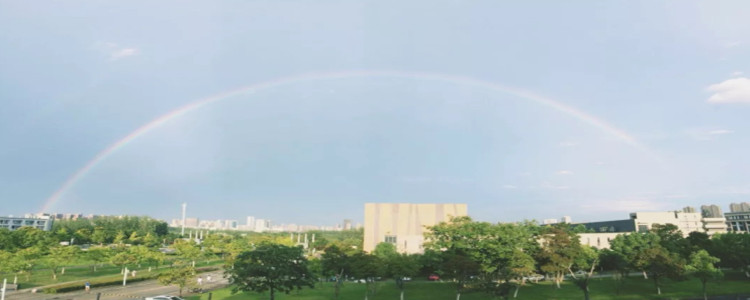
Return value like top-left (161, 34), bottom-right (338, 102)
top-left (185, 274), bottom-right (750, 300)
top-left (0, 259), bottom-right (223, 289)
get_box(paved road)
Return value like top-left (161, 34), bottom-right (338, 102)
top-left (4, 272), bottom-right (228, 300)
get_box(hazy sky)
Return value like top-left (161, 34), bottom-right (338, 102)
top-left (2, 1), bottom-right (750, 226)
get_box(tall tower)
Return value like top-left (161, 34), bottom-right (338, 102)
top-left (181, 203), bottom-right (187, 236)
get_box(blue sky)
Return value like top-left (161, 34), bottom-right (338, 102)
top-left (1, 1), bottom-right (750, 226)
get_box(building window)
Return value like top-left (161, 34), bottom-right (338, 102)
top-left (385, 235), bottom-right (397, 244)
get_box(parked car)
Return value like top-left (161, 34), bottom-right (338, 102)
top-left (402, 277), bottom-right (412, 281)
top-left (145, 296), bottom-right (184, 300)
top-left (428, 274), bottom-right (440, 281)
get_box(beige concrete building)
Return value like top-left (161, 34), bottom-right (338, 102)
top-left (363, 203), bottom-right (467, 254)
top-left (579, 232), bottom-right (622, 249)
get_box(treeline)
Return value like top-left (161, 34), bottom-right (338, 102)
top-left (306, 217), bottom-right (750, 300)
top-left (51, 216), bottom-right (170, 245)
top-left (0, 218), bottom-right (363, 288)
top-left (0, 216), bottom-right (168, 252)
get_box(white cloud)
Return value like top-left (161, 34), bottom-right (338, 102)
top-left (706, 77), bottom-right (750, 104)
top-left (540, 182), bottom-right (569, 190)
top-left (557, 170), bottom-right (573, 175)
top-left (94, 42), bottom-right (140, 61)
top-left (110, 48), bottom-right (139, 60)
top-left (732, 71), bottom-right (744, 77)
top-left (724, 41), bottom-right (742, 48)
top-left (708, 129), bottom-right (733, 135)
top-left (685, 128), bottom-right (734, 141)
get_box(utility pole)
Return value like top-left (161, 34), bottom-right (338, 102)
top-left (123, 267), bottom-right (128, 286)
top-left (181, 203), bottom-right (187, 236)
top-left (2, 278), bottom-right (6, 300)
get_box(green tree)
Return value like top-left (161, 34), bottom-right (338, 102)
top-left (349, 252), bottom-right (384, 300)
top-left (598, 249), bottom-right (628, 294)
top-left (114, 230), bottom-right (127, 245)
top-left (321, 245), bottom-right (350, 299)
top-left (386, 254), bottom-right (420, 300)
top-left (440, 252), bottom-right (479, 300)
top-left (651, 224), bottom-right (690, 259)
top-left (46, 246), bottom-right (80, 279)
top-left (686, 250), bottom-right (723, 300)
top-left (538, 224), bottom-right (580, 289)
top-left (157, 265), bottom-right (195, 296)
top-left (424, 217), bottom-right (539, 300)
top-left (154, 222), bottom-right (169, 236)
top-left (16, 246), bottom-right (43, 280)
top-left (226, 244), bottom-right (315, 300)
top-left (373, 242), bottom-right (398, 260)
top-left (174, 240), bottom-right (202, 268)
top-left (610, 232), bottom-right (661, 279)
top-left (91, 227), bottom-right (107, 245)
top-left (143, 233), bottom-right (160, 248)
top-left (709, 232), bottom-right (750, 278)
top-left (128, 231), bottom-right (141, 245)
top-left (686, 231), bottom-right (711, 252)
top-left (74, 228), bottom-right (92, 245)
top-left (567, 246), bottom-right (599, 300)
top-left (110, 251), bottom-right (137, 274)
top-left (86, 246), bottom-right (111, 272)
top-left (644, 246), bottom-right (684, 295)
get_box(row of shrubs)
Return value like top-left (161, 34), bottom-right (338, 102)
top-left (42, 266), bottom-right (221, 294)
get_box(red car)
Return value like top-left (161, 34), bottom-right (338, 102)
top-left (428, 274), bottom-right (440, 281)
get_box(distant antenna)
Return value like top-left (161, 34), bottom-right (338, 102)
top-left (181, 203), bottom-right (187, 236)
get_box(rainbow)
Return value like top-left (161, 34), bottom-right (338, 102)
top-left (40, 70), bottom-right (655, 213)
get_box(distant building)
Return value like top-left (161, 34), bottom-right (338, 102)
top-left (576, 219), bottom-right (636, 233)
top-left (726, 211), bottom-right (750, 233)
top-left (579, 233), bottom-right (621, 249)
top-left (700, 205), bottom-right (723, 218)
top-left (729, 202), bottom-right (750, 213)
top-left (575, 210), bottom-right (727, 249)
top-left (0, 215), bottom-right (53, 231)
top-left (254, 219), bottom-right (270, 232)
top-left (630, 211), bottom-right (704, 236)
top-left (363, 203), bottom-right (468, 254)
top-left (184, 218), bottom-right (199, 228)
top-left (703, 217), bottom-right (728, 236)
top-left (542, 216), bottom-right (572, 225)
top-left (343, 219), bottom-right (353, 230)
top-left (682, 206), bottom-right (696, 213)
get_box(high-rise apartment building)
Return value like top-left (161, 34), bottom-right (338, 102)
top-left (363, 203), bottom-right (467, 254)
top-left (700, 205), bottom-right (723, 218)
top-left (729, 202), bottom-right (750, 213)
top-left (682, 206), bottom-right (696, 213)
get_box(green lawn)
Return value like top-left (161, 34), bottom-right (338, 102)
top-left (1, 259), bottom-right (223, 289)
top-left (186, 275), bottom-right (750, 300)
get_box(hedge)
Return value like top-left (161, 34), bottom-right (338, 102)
top-left (42, 266), bottom-right (221, 294)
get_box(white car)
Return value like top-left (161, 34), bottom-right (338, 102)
top-left (145, 296), bottom-right (184, 300)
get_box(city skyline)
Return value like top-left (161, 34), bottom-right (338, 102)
top-left (2, 2), bottom-right (750, 224)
